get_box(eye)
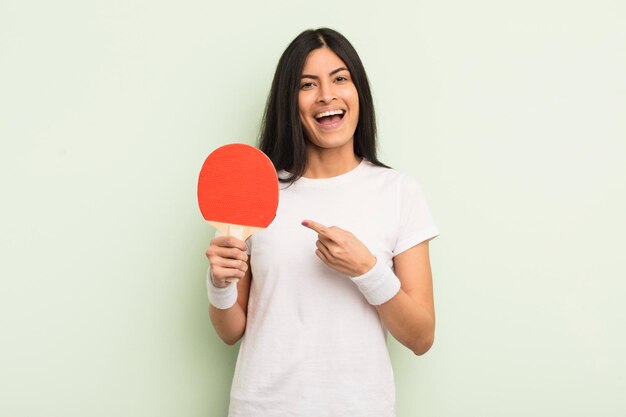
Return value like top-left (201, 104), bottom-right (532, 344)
top-left (300, 81), bottom-right (315, 90)
top-left (336, 75), bottom-right (349, 82)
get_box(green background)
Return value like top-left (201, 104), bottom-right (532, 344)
top-left (1, 0), bottom-right (625, 416)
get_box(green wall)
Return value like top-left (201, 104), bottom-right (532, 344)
top-left (1, 0), bottom-right (625, 416)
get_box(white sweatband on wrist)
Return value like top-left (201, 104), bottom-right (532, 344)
top-left (206, 270), bottom-right (238, 310)
top-left (350, 258), bottom-right (401, 306)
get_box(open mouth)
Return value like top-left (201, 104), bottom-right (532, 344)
top-left (314, 109), bottom-right (345, 128)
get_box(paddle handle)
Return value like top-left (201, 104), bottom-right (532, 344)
top-left (208, 221), bottom-right (262, 283)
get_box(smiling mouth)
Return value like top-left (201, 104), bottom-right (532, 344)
top-left (314, 109), bottom-right (345, 128)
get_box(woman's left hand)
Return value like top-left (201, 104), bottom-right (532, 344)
top-left (302, 220), bottom-right (376, 277)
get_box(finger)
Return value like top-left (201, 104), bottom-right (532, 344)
top-left (210, 257), bottom-right (248, 272)
top-left (212, 266), bottom-right (245, 280)
top-left (316, 233), bottom-right (336, 245)
top-left (315, 239), bottom-right (329, 255)
top-left (206, 246), bottom-right (248, 262)
top-left (315, 248), bottom-right (331, 266)
top-left (315, 240), bottom-right (334, 262)
top-left (212, 235), bottom-right (248, 252)
top-left (301, 219), bottom-right (329, 234)
top-left (221, 247), bottom-right (249, 262)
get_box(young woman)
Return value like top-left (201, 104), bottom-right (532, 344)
top-left (206, 28), bottom-right (439, 417)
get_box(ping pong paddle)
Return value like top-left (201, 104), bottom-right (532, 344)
top-left (197, 143), bottom-right (279, 282)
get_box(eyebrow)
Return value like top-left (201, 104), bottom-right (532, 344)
top-left (301, 67), bottom-right (349, 79)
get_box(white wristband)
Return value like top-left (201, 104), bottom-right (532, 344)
top-left (206, 270), bottom-right (238, 309)
top-left (350, 258), bottom-right (401, 305)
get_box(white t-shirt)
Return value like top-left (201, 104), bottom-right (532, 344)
top-left (227, 160), bottom-right (439, 417)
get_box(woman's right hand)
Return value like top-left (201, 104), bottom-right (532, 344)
top-left (206, 236), bottom-right (249, 288)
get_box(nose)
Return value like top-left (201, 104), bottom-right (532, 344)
top-left (316, 82), bottom-right (336, 104)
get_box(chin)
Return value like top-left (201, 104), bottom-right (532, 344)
top-left (308, 137), bottom-right (353, 151)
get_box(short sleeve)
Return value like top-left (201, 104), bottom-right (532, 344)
top-left (214, 229), bottom-right (252, 255)
top-left (393, 175), bottom-right (439, 255)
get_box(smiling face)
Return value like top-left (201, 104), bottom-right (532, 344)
top-left (298, 47), bottom-right (359, 153)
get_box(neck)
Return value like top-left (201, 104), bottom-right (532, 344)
top-left (303, 145), bottom-right (362, 179)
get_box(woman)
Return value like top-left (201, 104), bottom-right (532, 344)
top-left (206, 28), bottom-right (439, 417)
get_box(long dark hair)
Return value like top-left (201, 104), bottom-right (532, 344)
top-left (259, 28), bottom-right (388, 183)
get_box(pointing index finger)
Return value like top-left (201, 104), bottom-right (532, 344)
top-left (301, 220), bottom-right (328, 234)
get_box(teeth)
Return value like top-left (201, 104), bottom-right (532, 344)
top-left (314, 109), bottom-right (345, 119)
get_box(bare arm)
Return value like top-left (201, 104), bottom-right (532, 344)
top-left (376, 241), bottom-right (435, 355)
